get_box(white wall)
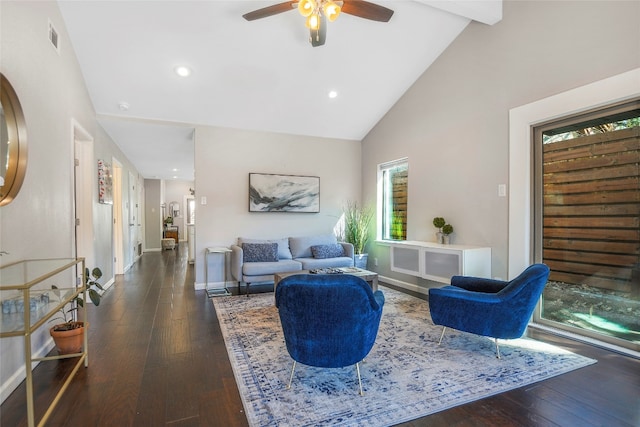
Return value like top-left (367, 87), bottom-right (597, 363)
top-left (193, 126), bottom-right (361, 287)
top-left (362, 0), bottom-right (640, 288)
top-left (0, 1), bottom-right (142, 403)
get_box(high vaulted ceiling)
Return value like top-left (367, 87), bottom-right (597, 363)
top-left (57, 1), bottom-right (501, 181)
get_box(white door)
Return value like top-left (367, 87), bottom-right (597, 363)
top-left (73, 121), bottom-right (94, 269)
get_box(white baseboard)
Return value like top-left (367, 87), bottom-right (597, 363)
top-left (102, 276), bottom-right (115, 291)
top-left (146, 248), bottom-right (162, 252)
top-left (194, 280), bottom-right (235, 291)
top-left (378, 274), bottom-right (430, 297)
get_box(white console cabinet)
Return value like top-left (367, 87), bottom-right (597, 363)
top-left (390, 240), bottom-right (491, 283)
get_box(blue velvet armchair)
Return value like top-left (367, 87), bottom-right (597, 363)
top-left (428, 263), bottom-right (550, 358)
top-left (275, 274), bottom-right (385, 395)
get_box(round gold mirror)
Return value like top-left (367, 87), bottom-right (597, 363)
top-left (0, 73), bottom-right (28, 206)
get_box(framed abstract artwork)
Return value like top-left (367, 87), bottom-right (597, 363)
top-left (249, 173), bottom-right (320, 213)
top-left (97, 159), bottom-right (113, 205)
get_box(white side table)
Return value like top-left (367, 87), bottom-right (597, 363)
top-left (205, 247), bottom-right (232, 297)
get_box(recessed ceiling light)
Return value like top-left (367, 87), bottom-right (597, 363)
top-left (328, 90), bottom-right (338, 99)
top-left (118, 102), bottom-right (130, 111)
top-left (175, 66), bottom-right (191, 77)
top-left (172, 168), bottom-right (179, 172)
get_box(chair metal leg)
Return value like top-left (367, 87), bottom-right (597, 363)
top-left (287, 361), bottom-right (296, 389)
top-left (356, 362), bottom-right (364, 396)
top-left (245, 282), bottom-right (251, 297)
top-left (438, 327), bottom-right (446, 345)
top-left (495, 338), bottom-right (501, 359)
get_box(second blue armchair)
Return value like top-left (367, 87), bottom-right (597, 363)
top-left (428, 263), bottom-right (550, 358)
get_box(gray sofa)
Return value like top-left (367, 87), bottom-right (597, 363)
top-left (230, 234), bottom-right (354, 295)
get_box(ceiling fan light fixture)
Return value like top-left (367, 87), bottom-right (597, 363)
top-left (323, 1), bottom-right (341, 22)
top-left (243, 0), bottom-right (393, 47)
top-left (298, 0), bottom-right (316, 17)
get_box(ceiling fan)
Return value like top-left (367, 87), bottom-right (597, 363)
top-left (242, 1), bottom-right (394, 47)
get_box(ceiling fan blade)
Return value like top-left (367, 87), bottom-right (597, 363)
top-left (242, 1), bottom-right (296, 21)
top-left (310, 15), bottom-right (327, 47)
top-left (341, 0), bottom-right (394, 22)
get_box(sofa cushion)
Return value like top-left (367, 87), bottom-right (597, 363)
top-left (242, 243), bottom-right (278, 263)
top-left (239, 237), bottom-right (292, 259)
top-left (297, 256), bottom-right (354, 270)
top-left (289, 234), bottom-right (337, 259)
top-left (311, 243), bottom-right (345, 259)
top-left (242, 259), bottom-right (302, 276)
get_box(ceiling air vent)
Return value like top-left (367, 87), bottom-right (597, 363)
top-left (48, 20), bottom-right (60, 54)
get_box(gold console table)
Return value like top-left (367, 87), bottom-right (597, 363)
top-left (0, 258), bottom-right (88, 427)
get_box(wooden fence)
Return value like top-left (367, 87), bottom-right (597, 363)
top-left (390, 170), bottom-right (408, 240)
top-left (543, 126), bottom-right (639, 295)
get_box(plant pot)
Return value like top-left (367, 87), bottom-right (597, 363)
top-left (436, 232), bottom-right (444, 244)
top-left (443, 234), bottom-right (451, 245)
top-left (50, 321), bottom-right (87, 355)
top-left (354, 253), bottom-right (368, 269)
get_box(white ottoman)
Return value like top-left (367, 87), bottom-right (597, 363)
top-left (162, 238), bottom-right (176, 250)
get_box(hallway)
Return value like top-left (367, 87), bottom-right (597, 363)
top-left (1, 246), bottom-right (248, 426)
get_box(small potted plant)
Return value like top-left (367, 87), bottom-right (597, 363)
top-left (49, 267), bottom-right (103, 354)
top-left (343, 201), bottom-right (374, 268)
top-left (441, 223), bottom-right (454, 244)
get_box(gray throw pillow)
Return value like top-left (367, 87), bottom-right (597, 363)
top-left (311, 244), bottom-right (345, 259)
top-left (243, 243), bottom-right (279, 262)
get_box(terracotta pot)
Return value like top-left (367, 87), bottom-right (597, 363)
top-left (49, 321), bottom-right (87, 354)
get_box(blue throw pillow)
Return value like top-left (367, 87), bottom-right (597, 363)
top-left (311, 244), bottom-right (345, 259)
top-left (243, 243), bottom-right (279, 262)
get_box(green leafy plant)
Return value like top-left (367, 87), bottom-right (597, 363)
top-left (164, 216), bottom-right (173, 225)
top-left (344, 201), bottom-right (374, 255)
top-left (51, 267), bottom-right (103, 331)
top-left (433, 217), bottom-right (445, 231)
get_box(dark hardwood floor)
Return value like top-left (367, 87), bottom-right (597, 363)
top-left (1, 245), bottom-right (638, 426)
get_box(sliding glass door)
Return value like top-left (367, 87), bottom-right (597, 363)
top-left (533, 100), bottom-right (640, 353)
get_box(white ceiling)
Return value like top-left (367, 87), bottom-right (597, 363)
top-left (58, 1), bottom-right (501, 181)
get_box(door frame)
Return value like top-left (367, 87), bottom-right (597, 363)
top-left (112, 158), bottom-right (124, 275)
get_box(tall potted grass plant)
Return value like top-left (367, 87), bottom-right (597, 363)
top-left (344, 201), bottom-right (374, 269)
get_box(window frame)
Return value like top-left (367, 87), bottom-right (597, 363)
top-left (377, 158), bottom-right (408, 241)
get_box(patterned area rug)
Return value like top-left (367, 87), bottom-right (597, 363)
top-left (213, 286), bottom-right (596, 427)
